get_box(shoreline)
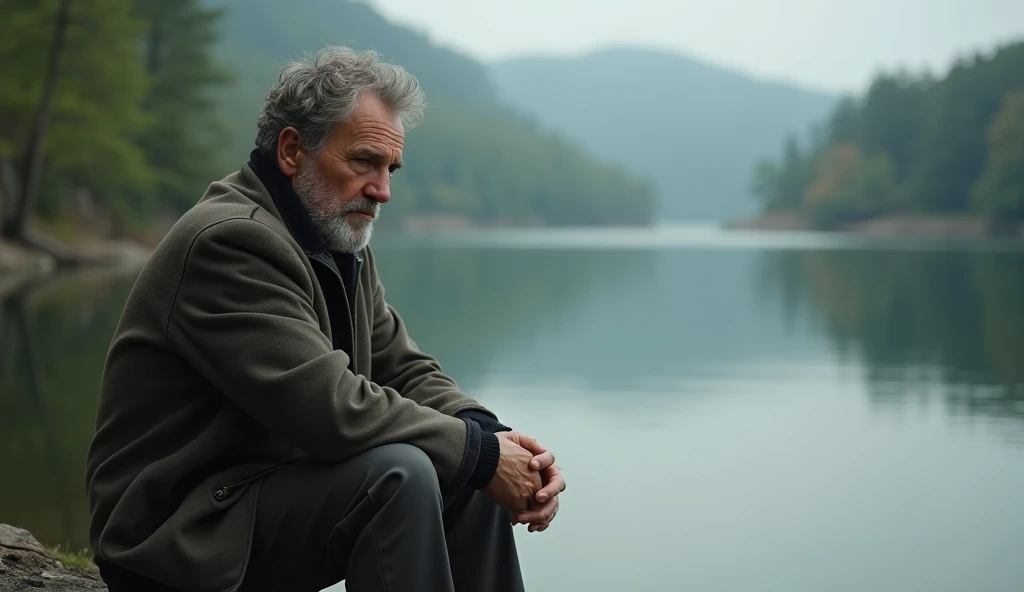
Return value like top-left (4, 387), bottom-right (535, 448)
top-left (725, 212), bottom-right (1024, 238)
top-left (0, 523), bottom-right (103, 591)
top-left (0, 237), bottom-right (152, 278)
top-left (3, 212), bottom-right (1021, 281)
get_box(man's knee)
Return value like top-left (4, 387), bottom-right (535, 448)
top-left (362, 443), bottom-right (441, 506)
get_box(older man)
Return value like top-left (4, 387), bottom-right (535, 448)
top-left (85, 47), bottom-right (564, 592)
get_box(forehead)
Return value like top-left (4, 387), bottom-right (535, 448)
top-left (334, 93), bottom-right (405, 154)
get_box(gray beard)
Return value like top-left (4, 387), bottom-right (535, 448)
top-left (293, 163), bottom-right (379, 253)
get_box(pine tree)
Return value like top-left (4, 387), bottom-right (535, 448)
top-left (0, 0), bottom-right (151, 242)
top-left (972, 91), bottom-right (1024, 221)
top-left (133, 0), bottom-right (231, 216)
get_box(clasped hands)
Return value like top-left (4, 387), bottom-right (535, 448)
top-left (483, 431), bottom-right (565, 533)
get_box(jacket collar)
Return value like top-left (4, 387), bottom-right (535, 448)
top-left (246, 148), bottom-right (328, 255)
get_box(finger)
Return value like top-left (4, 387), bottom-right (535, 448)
top-left (529, 450), bottom-right (555, 471)
top-left (541, 465), bottom-right (566, 490)
top-left (514, 433), bottom-right (547, 455)
top-left (516, 499), bottom-right (557, 524)
top-left (521, 511), bottom-right (558, 531)
top-left (535, 471), bottom-right (565, 503)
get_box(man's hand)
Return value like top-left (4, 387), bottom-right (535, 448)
top-left (482, 432), bottom-right (543, 513)
top-left (506, 432), bottom-right (566, 533)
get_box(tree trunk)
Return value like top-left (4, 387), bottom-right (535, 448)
top-left (4, 0), bottom-right (72, 241)
top-left (0, 155), bottom-right (19, 230)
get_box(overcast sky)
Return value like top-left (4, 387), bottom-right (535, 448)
top-left (368, 0), bottom-right (1024, 93)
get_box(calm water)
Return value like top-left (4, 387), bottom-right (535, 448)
top-left (2, 226), bottom-right (1024, 591)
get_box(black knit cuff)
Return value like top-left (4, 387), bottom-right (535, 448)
top-left (456, 409), bottom-right (512, 434)
top-left (468, 431), bottom-right (501, 490)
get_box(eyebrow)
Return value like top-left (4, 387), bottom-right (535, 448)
top-left (353, 146), bottom-right (403, 169)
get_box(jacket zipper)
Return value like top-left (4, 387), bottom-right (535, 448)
top-left (353, 253), bottom-right (363, 333)
top-left (344, 253), bottom-right (363, 369)
top-left (311, 251), bottom-right (362, 371)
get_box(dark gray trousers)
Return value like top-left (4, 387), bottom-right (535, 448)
top-left (238, 443), bottom-right (525, 592)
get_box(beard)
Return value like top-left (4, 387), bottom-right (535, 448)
top-left (293, 162), bottom-right (379, 253)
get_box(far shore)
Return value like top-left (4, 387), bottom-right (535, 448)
top-left (726, 212), bottom-right (1024, 238)
top-left (3, 211), bottom-right (1022, 281)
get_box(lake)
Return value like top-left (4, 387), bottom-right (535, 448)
top-left (2, 225), bottom-right (1024, 591)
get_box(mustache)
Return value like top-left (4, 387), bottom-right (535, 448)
top-left (337, 197), bottom-right (380, 218)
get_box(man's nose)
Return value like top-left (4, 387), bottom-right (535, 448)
top-left (364, 174), bottom-right (391, 204)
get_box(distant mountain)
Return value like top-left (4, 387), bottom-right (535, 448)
top-left (202, 0), bottom-right (655, 226)
top-left (212, 0), bottom-right (498, 113)
top-left (490, 48), bottom-right (837, 220)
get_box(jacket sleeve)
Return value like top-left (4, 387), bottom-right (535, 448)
top-left (365, 246), bottom-right (499, 419)
top-left (165, 217), bottom-right (475, 488)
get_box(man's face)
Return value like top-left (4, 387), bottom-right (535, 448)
top-left (292, 93), bottom-right (405, 253)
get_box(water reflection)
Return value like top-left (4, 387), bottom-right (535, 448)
top-left (373, 244), bottom-right (825, 408)
top-left (3, 232), bottom-right (1024, 567)
top-left (371, 245), bottom-right (658, 390)
top-left (0, 271), bottom-right (136, 550)
top-left (759, 249), bottom-right (1024, 435)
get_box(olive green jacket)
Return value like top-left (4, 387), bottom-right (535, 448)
top-left (85, 163), bottom-right (491, 592)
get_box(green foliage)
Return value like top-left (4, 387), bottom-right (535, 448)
top-left (396, 104), bottom-right (653, 225)
top-left (802, 144), bottom-right (902, 228)
top-left (751, 136), bottom-right (816, 212)
top-left (132, 0), bottom-right (232, 216)
top-left (755, 40), bottom-right (1024, 226)
top-left (0, 0), bottom-right (656, 230)
top-left (0, 0), bottom-right (152, 220)
top-left (51, 545), bottom-right (95, 570)
top-left (972, 91), bottom-right (1024, 221)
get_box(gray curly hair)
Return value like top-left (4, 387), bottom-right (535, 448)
top-left (255, 46), bottom-right (426, 158)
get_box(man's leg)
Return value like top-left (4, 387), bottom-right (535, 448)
top-left (240, 443), bottom-right (455, 592)
top-left (443, 487), bottom-right (526, 592)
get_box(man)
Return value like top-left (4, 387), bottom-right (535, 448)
top-left (85, 46), bottom-right (565, 592)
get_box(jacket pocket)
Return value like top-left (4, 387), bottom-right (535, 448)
top-left (209, 460), bottom-right (295, 506)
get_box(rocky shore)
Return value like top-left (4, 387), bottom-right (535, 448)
top-left (0, 237), bottom-right (152, 276)
top-left (0, 524), bottom-right (104, 592)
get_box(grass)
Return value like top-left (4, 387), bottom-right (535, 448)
top-left (49, 545), bottom-right (96, 571)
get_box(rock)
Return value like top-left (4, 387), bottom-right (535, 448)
top-left (0, 525), bottom-right (47, 555)
top-left (0, 240), bottom-right (55, 275)
top-left (0, 525), bottom-right (105, 592)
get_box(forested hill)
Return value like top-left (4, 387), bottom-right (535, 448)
top-left (753, 40), bottom-right (1024, 228)
top-left (490, 48), bottom-right (836, 221)
top-left (209, 0), bottom-right (655, 227)
top-left (0, 0), bottom-right (653, 243)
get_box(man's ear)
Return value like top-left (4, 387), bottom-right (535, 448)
top-left (276, 127), bottom-right (304, 176)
